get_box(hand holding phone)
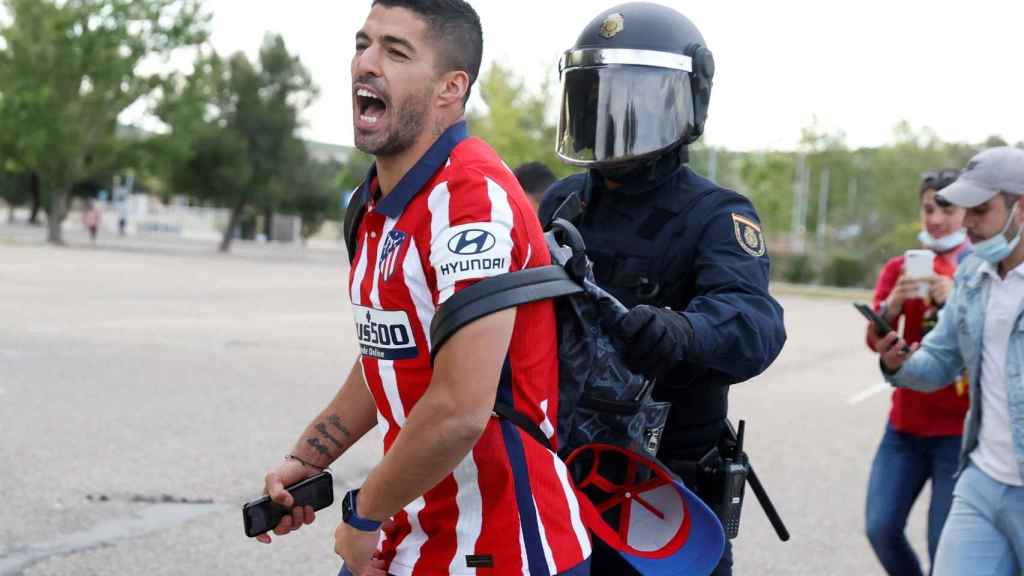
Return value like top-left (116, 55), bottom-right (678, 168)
top-left (243, 470), bottom-right (334, 538)
top-left (877, 331), bottom-right (919, 373)
top-left (854, 303), bottom-right (895, 337)
top-left (854, 303), bottom-right (910, 354)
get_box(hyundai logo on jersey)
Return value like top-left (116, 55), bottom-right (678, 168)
top-left (448, 228), bottom-right (496, 255)
top-left (434, 222), bottom-right (512, 289)
top-left (378, 229), bottom-right (407, 282)
top-left (566, 443), bottom-right (725, 576)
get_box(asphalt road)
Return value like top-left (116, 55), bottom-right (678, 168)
top-left (0, 224), bottom-right (928, 575)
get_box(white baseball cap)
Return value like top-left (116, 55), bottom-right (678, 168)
top-left (938, 146), bottom-right (1024, 208)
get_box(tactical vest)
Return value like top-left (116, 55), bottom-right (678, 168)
top-left (545, 169), bottom-right (720, 312)
top-left (544, 168), bottom-right (734, 461)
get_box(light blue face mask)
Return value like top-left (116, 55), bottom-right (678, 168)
top-left (973, 200), bottom-right (1022, 264)
top-left (918, 229), bottom-right (967, 253)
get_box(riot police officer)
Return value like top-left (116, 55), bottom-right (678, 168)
top-left (540, 3), bottom-right (788, 574)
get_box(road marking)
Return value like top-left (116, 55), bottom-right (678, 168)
top-left (847, 382), bottom-right (891, 405)
top-left (0, 503), bottom-right (225, 575)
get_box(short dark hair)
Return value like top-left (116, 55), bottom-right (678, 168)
top-left (514, 162), bottom-right (556, 200)
top-left (372, 0), bottom-right (482, 104)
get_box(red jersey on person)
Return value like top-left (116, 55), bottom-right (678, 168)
top-left (348, 122), bottom-right (591, 576)
top-left (867, 244), bottom-right (970, 437)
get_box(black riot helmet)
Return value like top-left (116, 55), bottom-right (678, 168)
top-left (556, 3), bottom-right (715, 170)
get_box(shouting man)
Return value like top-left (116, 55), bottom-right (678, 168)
top-left (256, 2), bottom-right (591, 576)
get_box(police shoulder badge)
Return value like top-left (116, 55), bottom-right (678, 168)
top-left (599, 13), bottom-right (624, 38)
top-left (731, 214), bottom-right (766, 257)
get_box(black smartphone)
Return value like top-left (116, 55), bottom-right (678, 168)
top-left (853, 302), bottom-right (895, 336)
top-left (853, 302), bottom-right (910, 353)
top-left (243, 470), bottom-right (334, 537)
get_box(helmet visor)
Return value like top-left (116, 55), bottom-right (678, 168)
top-left (557, 66), bottom-right (693, 166)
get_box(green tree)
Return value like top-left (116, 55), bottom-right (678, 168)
top-left (0, 0), bottom-right (208, 244)
top-left (797, 122), bottom-right (856, 240)
top-left (336, 150), bottom-right (374, 193)
top-left (0, 167), bottom-right (30, 221)
top-left (738, 152), bottom-right (795, 236)
top-left (468, 63), bottom-right (575, 180)
top-left (157, 34), bottom-right (317, 252)
top-left (858, 122), bottom-right (978, 256)
top-left (280, 158), bottom-right (342, 242)
top-left (335, 149), bottom-right (374, 223)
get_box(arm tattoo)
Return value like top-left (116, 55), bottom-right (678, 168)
top-left (315, 422), bottom-right (345, 450)
top-left (327, 415), bottom-right (353, 439)
top-left (305, 437), bottom-right (330, 457)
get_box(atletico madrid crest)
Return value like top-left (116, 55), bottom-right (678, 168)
top-left (378, 230), bottom-right (407, 282)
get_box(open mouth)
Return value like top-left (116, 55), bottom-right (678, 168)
top-left (355, 87), bottom-right (388, 126)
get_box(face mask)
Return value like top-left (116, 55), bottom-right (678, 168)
top-left (973, 200), bottom-right (1022, 264)
top-left (918, 229), bottom-right (967, 253)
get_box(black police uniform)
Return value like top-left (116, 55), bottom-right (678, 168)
top-left (551, 4), bottom-right (787, 573)
top-left (540, 152), bottom-right (786, 576)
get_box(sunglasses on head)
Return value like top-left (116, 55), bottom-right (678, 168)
top-left (920, 169), bottom-right (960, 184)
top-left (920, 170), bottom-right (959, 207)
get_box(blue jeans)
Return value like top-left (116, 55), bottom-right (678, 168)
top-left (932, 464), bottom-right (1024, 576)
top-left (865, 425), bottom-right (961, 576)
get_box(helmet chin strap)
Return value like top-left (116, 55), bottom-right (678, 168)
top-left (597, 144), bottom-right (688, 189)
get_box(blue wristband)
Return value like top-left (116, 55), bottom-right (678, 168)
top-left (342, 489), bottom-right (382, 532)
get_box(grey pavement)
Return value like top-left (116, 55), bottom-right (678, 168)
top-left (0, 225), bottom-right (926, 575)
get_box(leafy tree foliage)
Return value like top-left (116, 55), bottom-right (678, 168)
top-left (0, 0), bottom-right (208, 243)
top-left (156, 34), bottom-right (317, 251)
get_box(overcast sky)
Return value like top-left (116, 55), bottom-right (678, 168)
top-left (202, 0), bottom-right (1024, 151)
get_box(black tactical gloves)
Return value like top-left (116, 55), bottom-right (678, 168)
top-left (614, 305), bottom-right (694, 379)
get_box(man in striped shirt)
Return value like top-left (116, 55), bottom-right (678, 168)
top-left (256, 2), bottom-right (591, 575)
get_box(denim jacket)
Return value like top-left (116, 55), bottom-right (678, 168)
top-left (885, 254), bottom-right (1024, 478)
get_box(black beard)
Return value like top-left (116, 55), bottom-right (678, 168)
top-left (355, 89), bottom-right (429, 157)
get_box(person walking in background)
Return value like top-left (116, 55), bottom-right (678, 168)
top-left (864, 169), bottom-right (969, 575)
top-left (82, 201), bottom-right (101, 245)
top-left (877, 146), bottom-right (1024, 576)
top-left (118, 202), bottom-right (128, 236)
top-left (514, 161), bottom-right (556, 212)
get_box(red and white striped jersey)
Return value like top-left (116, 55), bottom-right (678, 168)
top-left (348, 122), bottom-right (591, 576)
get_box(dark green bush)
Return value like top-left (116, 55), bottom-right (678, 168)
top-left (773, 253), bottom-right (817, 284)
top-left (823, 253), bottom-right (869, 287)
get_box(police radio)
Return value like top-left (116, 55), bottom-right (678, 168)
top-left (699, 421), bottom-right (747, 538)
top-left (698, 420), bottom-right (789, 541)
